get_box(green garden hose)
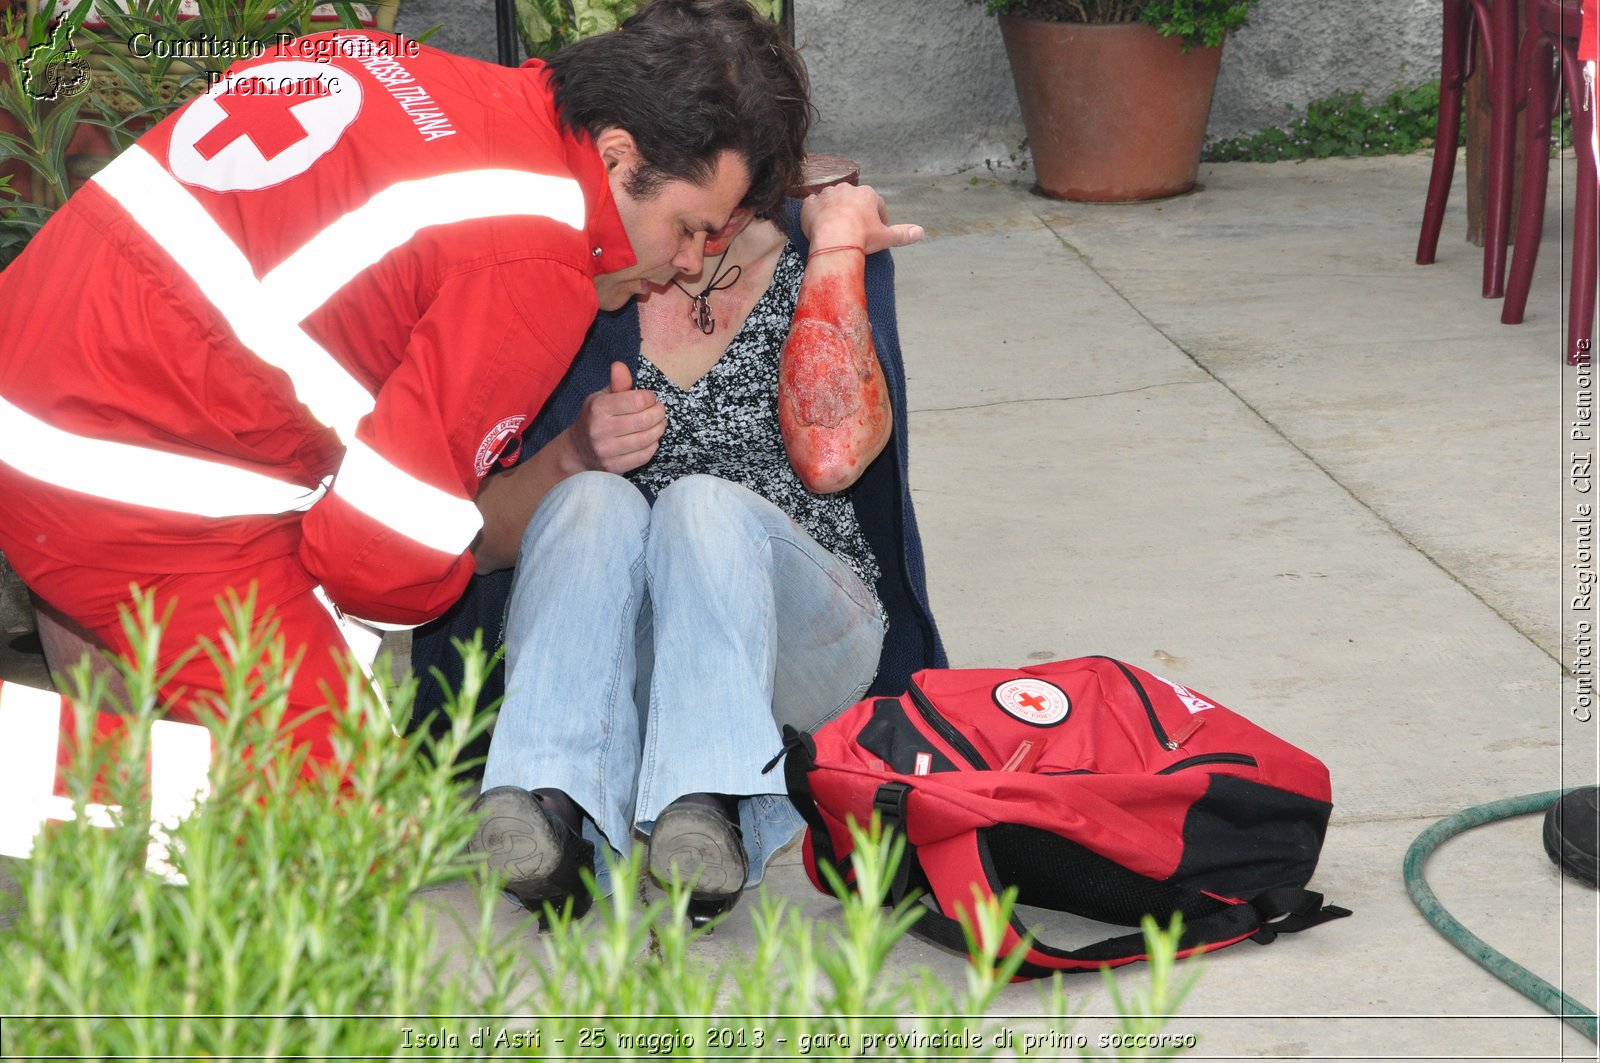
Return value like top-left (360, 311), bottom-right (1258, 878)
top-left (1403, 790), bottom-right (1597, 1042)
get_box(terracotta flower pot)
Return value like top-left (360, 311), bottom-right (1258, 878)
top-left (998, 17), bottom-right (1223, 202)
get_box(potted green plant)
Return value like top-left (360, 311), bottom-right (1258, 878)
top-left (515, 0), bottom-right (783, 58)
top-left (970, 0), bottom-right (1259, 201)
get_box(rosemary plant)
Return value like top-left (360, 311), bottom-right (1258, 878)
top-left (0, 589), bottom-right (1200, 1057)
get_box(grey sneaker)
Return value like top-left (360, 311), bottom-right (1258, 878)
top-left (647, 799), bottom-right (748, 907)
top-left (470, 786), bottom-right (595, 919)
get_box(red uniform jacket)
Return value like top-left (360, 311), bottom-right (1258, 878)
top-left (0, 31), bottom-right (635, 627)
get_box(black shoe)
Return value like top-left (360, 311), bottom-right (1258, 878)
top-left (1544, 786), bottom-right (1600, 888)
top-left (470, 786), bottom-right (595, 919)
top-left (648, 796), bottom-right (748, 917)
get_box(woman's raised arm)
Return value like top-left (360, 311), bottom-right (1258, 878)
top-left (779, 184), bottom-right (922, 494)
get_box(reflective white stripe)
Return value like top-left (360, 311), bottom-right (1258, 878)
top-left (0, 681), bottom-right (210, 883)
top-left (0, 681), bottom-right (64, 860)
top-left (358, 617), bottom-right (419, 633)
top-left (85, 150), bottom-right (575, 546)
top-left (264, 169), bottom-right (586, 321)
top-left (0, 393), bottom-right (327, 517)
top-left (334, 438), bottom-right (482, 555)
top-left (312, 584), bottom-right (385, 672)
top-left (144, 719), bottom-right (213, 882)
top-left (42, 796), bottom-right (118, 830)
top-left (312, 585), bottom-right (397, 736)
top-left (96, 147), bottom-right (375, 440)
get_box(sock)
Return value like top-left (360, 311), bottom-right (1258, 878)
top-left (533, 787), bottom-right (582, 833)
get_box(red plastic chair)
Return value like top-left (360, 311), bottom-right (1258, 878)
top-left (1417, 0), bottom-right (1522, 299)
top-left (1500, 0), bottom-right (1595, 365)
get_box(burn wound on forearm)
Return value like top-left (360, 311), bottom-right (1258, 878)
top-left (785, 318), bottom-right (871, 428)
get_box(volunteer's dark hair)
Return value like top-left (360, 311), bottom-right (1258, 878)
top-left (544, 0), bottom-right (811, 213)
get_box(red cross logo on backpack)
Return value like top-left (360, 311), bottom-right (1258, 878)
top-left (993, 677), bottom-right (1069, 726)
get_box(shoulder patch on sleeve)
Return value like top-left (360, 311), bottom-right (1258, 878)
top-left (474, 415), bottom-right (527, 477)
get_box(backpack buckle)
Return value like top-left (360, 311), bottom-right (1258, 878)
top-left (874, 782), bottom-right (911, 835)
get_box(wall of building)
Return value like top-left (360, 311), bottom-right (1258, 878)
top-left (395, 0), bottom-right (498, 64)
top-left (395, 0), bottom-right (1444, 179)
top-left (1210, 1), bottom-right (1441, 145)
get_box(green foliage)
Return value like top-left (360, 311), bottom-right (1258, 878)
top-left (77, 0), bottom-right (369, 151)
top-left (0, 593), bottom-right (1203, 1055)
top-left (515, 0), bottom-right (636, 57)
top-left (0, 589), bottom-right (514, 1055)
top-left (1204, 82), bottom-right (1454, 162)
top-left (0, 175), bottom-right (49, 263)
top-left (531, 816), bottom-right (1033, 1055)
top-left (965, 0), bottom-right (1257, 50)
top-left (1080, 914), bottom-right (1204, 1060)
top-left (0, 0), bottom-right (94, 216)
top-left (1136, 0), bottom-right (1254, 49)
top-left (516, 0), bottom-right (785, 59)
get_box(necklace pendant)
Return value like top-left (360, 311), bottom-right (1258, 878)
top-left (692, 295), bottom-right (715, 335)
top-left (674, 245), bottom-right (739, 336)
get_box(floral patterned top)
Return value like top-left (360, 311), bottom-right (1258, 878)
top-left (630, 242), bottom-right (883, 604)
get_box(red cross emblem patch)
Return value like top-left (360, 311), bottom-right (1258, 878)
top-left (992, 677), bottom-right (1070, 727)
top-left (168, 60), bottom-right (362, 192)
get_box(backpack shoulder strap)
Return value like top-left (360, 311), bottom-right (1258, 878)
top-left (774, 724), bottom-right (851, 883)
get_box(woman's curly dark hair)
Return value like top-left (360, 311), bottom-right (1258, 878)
top-left (545, 0), bottom-right (812, 214)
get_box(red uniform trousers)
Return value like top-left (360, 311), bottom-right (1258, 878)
top-left (24, 551), bottom-right (364, 774)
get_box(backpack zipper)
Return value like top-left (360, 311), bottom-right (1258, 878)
top-left (907, 680), bottom-right (990, 770)
top-left (1094, 659), bottom-right (1255, 767)
top-left (1093, 656), bottom-right (1174, 749)
top-left (1155, 752), bottom-right (1258, 775)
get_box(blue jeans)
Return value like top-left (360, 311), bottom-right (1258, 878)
top-left (482, 471), bottom-right (885, 896)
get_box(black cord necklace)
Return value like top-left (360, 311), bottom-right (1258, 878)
top-left (673, 244), bottom-right (742, 335)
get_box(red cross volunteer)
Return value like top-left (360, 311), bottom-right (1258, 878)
top-left (0, 11), bottom-right (810, 773)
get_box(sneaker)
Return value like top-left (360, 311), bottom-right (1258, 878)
top-left (470, 786), bottom-right (595, 918)
top-left (1544, 786), bottom-right (1599, 888)
top-left (647, 796), bottom-right (748, 907)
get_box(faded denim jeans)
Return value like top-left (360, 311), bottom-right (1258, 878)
top-left (481, 471), bottom-right (885, 897)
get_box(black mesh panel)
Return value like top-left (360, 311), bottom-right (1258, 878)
top-left (1174, 774), bottom-right (1332, 898)
top-left (982, 824), bottom-right (1225, 927)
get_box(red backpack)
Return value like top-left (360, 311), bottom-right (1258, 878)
top-left (778, 657), bottom-right (1350, 977)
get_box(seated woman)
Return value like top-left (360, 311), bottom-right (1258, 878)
top-left (412, 183), bottom-right (946, 918)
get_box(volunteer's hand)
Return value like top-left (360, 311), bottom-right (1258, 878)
top-left (800, 182), bottom-right (923, 257)
top-left (562, 361), bottom-right (665, 474)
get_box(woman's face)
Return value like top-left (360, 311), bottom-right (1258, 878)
top-left (702, 207), bottom-right (756, 257)
top-left (639, 207), bottom-right (764, 300)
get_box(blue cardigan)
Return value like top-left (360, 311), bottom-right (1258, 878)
top-left (408, 201), bottom-right (946, 735)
